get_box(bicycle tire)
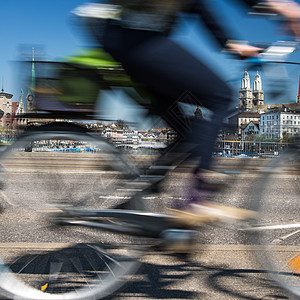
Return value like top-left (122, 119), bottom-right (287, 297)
top-left (0, 123), bottom-right (144, 300)
top-left (252, 148), bottom-right (300, 298)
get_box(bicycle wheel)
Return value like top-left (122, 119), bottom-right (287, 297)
top-left (0, 123), bottom-right (144, 300)
top-left (253, 148), bottom-right (300, 298)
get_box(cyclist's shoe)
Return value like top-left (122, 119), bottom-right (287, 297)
top-left (174, 172), bottom-right (227, 211)
top-left (169, 201), bottom-right (256, 226)
top-left (193, 170), bottom-right (227, 192)
top-left (194, 177), bottom-right (226, 192)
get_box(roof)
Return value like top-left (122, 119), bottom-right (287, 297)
top-left (242, 120), bottom-right (260, 130)
top-left (256, 102), bottom-right (300, 113)
top-left (229, 112), bottom-right (260, 120)
top-left (0, 91), bottom-right (13, 98)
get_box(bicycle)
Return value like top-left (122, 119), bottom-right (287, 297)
top-left (0, 13), bottom-right (299, 300)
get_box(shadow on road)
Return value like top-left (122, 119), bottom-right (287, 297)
top-left (0, 246), bottom-right (294, 299)
top-left (204, 265), bottom-right (290, 300)
top-left (115, 256), bottom-right (291, 299)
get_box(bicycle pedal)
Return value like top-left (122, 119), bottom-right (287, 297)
top-left (160, 229), bottom-right (197, 254)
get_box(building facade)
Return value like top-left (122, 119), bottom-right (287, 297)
top-left (228, 112), bottom-right (260, 135)
top-left (0, 90), bottom-right (13, 118)
top-left (243, 121), bottom-right (260, 138)
top-left (239, 70), bottom-right (264, 112)
top-left (259, 109), bottom-right (300, 139)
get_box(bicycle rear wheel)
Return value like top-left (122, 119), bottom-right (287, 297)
top-left (253, 148), bottom-right (300, 298)
top-left (0, 124), bottom-right (143, 300)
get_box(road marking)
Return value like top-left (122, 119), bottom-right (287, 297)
top-left (0, 243), bottom-right (298, 252)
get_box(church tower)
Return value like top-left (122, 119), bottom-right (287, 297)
top-left (297, 74), bottom-right (300, 104)
top-left (26, 48), bottom-right (35, 112)
top-left (193, 106), bottom-right (203, 119)
top-left (16, 90), bottom-right (25, 115)
top-left (239, 70), bottom-right (264, 112)
top-left (252, 71), bottom-right (264, 106)
top-left (239, 69), bottom-right (253, 111)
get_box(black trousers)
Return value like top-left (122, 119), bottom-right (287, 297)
top-left (102, 22), bottom-right (233, 170)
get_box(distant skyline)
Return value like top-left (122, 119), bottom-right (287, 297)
top-left (1, 0), bottom-right (299, 122)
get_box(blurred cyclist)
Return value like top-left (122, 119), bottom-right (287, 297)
top-left (94, 0), bottom-right (300, 218)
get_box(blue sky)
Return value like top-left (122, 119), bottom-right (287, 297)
top-left (1, 0), bottom-right (299, 121)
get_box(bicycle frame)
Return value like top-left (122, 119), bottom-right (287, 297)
top-left (55, 208), bottom-right (177, 238)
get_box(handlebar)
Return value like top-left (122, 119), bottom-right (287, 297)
top-left (224, 40), bottom-right (299, 65)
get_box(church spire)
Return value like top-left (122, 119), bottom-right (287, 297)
top-left (297, 74), bottom-right (300, 103)
top-left (31, 47), bottom-right (35, 93)
top-left (16, 90), bottom-right (25, 115)
top-left (253, 71), bottom-right (262, 91)
top-left (242, 68), bottom-right (251, 89)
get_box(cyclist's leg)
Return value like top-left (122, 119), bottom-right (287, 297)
top-left (103, 23), bottom-right (232, 164)
top-left (118, 32), bottom-right (232, 192)
top-left (102, 24), bottom-right (242, 216)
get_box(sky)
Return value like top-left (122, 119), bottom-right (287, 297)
top-left (0, 0), bottom-right (300, 124)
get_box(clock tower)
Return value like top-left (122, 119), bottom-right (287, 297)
top-left (26, 48), bottom-right (36, 112)
top-left (26, 90), bottom-right (34, 112)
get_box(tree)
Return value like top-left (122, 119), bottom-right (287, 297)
top-left (116, 119), bottom-right (128, 130)
top-left (281, 132), bottom-right (294, 143)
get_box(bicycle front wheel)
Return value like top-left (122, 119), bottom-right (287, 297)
top-left (253, 148), bottom-right (300, 298)
top-left (0, 124), bottom-right (143, 300)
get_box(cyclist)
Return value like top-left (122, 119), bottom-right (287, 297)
top-left (97, 0), bottom-right (300, 219)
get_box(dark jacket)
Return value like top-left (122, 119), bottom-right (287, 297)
top-left (109, 0), bottom-right (262, 47)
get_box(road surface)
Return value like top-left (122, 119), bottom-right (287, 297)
top-left (0, 152), bottom-right (298, 299)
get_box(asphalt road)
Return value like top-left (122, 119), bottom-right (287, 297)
top-left (0, 153), bottom-right (298, 299)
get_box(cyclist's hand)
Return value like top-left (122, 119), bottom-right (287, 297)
top-left (226, 43), bottom-right (263, 59)
top-left (266, 0), bottom-right (300, 38)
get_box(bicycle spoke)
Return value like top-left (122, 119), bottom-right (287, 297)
top-left (253, 149), bottom-right (300, 298)
top-left (0, 130), bottom-right (143, 299)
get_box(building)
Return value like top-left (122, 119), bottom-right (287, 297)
top-left (16, 92), bottom-right (25, 115)
top-left (239, 70), bottom-right (264, 112)
top-left (228, 70), bottom-right (264, 135)
top-left (193, 106), bottom-right (203, 119)
top-left (0, 89), bottom-right (13, 118)
top-left (12, 102), bottom-right (19, 116)
top-left (243, 121), bottom-right (260, 138)
top-left (0, 89), bottom-right (13, 128)
top-left (259, 107), bottom-right (300, 139)
top-left (228, 111), bottom-right (260, 135)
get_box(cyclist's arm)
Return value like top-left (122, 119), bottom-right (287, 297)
top-left (233, 0), bottom-right (300, 38)
top-left (189, 0), bottom-right (300, 56)
top-left (264, 0), bottom-right (300, 38)
top-left (187, 0), bottom-right (270, 48)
